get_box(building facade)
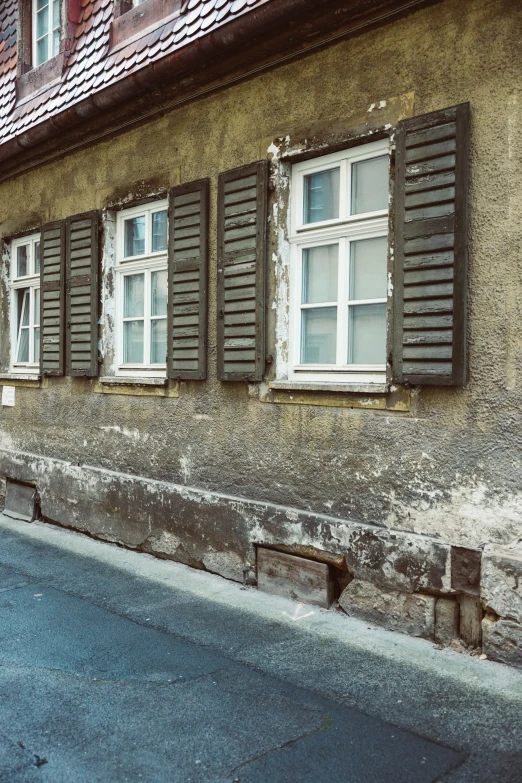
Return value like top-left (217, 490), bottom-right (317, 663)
top-left (0, 0), bottom-right (521, 665)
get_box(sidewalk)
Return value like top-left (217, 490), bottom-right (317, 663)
top-left (0, 515), bottom-right (521, 782)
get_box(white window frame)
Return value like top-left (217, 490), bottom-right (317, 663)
top-left (10, 234), bottom-right (41, 374)
top-left (288, 139), bottom-right (390, 385)
top-left (115, 199), bottom-right (168, 378)
top-left (32, 0), bottom-right (61, 67)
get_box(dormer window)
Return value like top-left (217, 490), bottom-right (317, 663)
top-left (33, 0), bottom-right (61, 67)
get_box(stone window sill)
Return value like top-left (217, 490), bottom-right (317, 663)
top-left (262, 381), bottom-right (410, 411)
top-left (270, 381), bottom-right (388, 394)
top-left (0, 374), bottom-right (43, 388)
top-left (95, 377), bottom-right (178, 397)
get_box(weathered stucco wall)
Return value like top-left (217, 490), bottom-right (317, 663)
top-left (0, 0), bottom-right (521, 578)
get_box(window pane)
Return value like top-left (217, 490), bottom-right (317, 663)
top-left (350, 237), bottom-right (388, 300)
top-left (18, 290), bottom-right (30, 327)
top-left (123, 321), bottom-right (144, 364)
top-left (34, 288), bottom-right (40, 325)
top-left (348, 303), bottom-right (386, 364)
top-left (52, 0), bottom-right (60, 28)
top-left (34, 328), bottom-right (40, 364)
top-left (302, 245), bottom-right (338, 304)
top-left (301, 307), bottom-right (337, 364)
top-left (124, 274), bottom-right (144, 318)
top-left (17, 245), bottom-right (28, 277)
top-left (351, 155), bottom-right (388, 215)
top-left (152, 211), bottom-right (167, 252)
top-left (36, 36), bottom-right (48, 66)
top-left (17, 329), bottom-right (30, 363)
top-left (304, 168), bottom-right (340, 224)
top-left (124, 215), bottom-right (146, 257)
top-left (52, 28), bottom-right (60, 56)
top-left (37, 0), bottom-right (48, 10)
top-left (151, 270), bottom-right (167, 316)
top-left (34, 242), bottom-right (41, 274)
top-left (36, 6), bottom-right (49, 38)
top-left (151, 319), bottom-right (166, 364)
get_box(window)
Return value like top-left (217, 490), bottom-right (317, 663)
top-left (132, 0), bottom-right (147, 5)
top-left (32, 0), bottom-right (61, 67)
top-left (10, 234), bottom-right (41, 373)
top-left (289, 139), bottom-right (389, 384)
top-left (115, 200), bottom-right (168, 377)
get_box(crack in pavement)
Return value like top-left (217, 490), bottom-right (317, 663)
top-left (0, 583), bottom-right (30, 594)
top-left (0, 661), bottom-right (229, 688)
top-left (228, 715), bottom-right (332, 776)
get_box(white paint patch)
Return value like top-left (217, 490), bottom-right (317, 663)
top-left (180, 455), bottom-right (192, 484)
top-left (387, 272), bottom-right (394, 297)
top-left (99, 425), bottom-right (143, 441)
top-left (100, 211), bottom-right (117, 371)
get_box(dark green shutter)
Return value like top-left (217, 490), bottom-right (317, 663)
top-left (65, 211), bottom-right (99, 377)
top-left (167, 179), bottom-right (209, 380)
top-left (217, 160), bottom-right (268, 381)
top-left (393, 103), bottom-right (469, 385)
top-left (40, 220), bottom-right (65, 376)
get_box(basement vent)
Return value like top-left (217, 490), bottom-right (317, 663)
top-left (257, 547), bottom-right (335, 608)
top-left (4, 479), bottom-right (37, 522)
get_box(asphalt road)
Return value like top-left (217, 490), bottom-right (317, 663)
top-left (0, 516), bottom-right (521, 783)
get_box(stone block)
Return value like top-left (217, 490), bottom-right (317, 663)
top-left (257, 548), bottom-right (335, 608)
top-left (459, 595), bottom-right (483, 648)
top-left (339, 579), bottom-right (435, 639)
top-left (482, 615), bottom-right (522, 669)
top-left (451, 546), bottom-right (481, 594)
top-left (481, 546), bottom-right (522, 624)
top-left (343, 528), bottom-right (451, 595)
top-left (435, 597), bottom-right (459, 645)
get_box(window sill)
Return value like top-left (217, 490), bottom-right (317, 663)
top-left (261, 381), bottom-right (410, 411)
top-left (0, 373), bottom-right (43, 388)
top-left (95, 377), bottom-right (178, 397)
top-left (16, 52), bottom-right (65, 102)
top-left (111, 0), bottom-right (182, 50)
top-left (270, 381), bottom-right (388, 394)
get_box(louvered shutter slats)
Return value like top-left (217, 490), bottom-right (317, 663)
top-left (217, 161), bottom-right (267, 381)
top-left (66, 211), bottom-right (99, 377)
top-left (393, 103), bottom-right (469, 385)
top-left (40, 221), bottom-right (65, 376)
top-left (168, 179), bottom-right (209, 380)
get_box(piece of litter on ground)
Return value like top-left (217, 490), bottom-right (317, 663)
top-left (33, 594), bottom-right (42, 597)
top-left (479, 653), bottom-right (488, 660)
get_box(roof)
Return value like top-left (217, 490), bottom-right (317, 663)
top-left (0, 0), bottom-right (266, 151)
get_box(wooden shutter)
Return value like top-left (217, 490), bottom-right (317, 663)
top-left (65, 211), bottom-right (99, 377)
top-left (167, 179), bottom-right (209, 380)
top-left (40, 221), bottom-right (65, 376)
top-left (217, 160), bottom-right (268, 381)
top-left (393, 102), bottom-right (469, 385)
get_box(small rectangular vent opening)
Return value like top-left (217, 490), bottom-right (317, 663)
top-left (257, 547), bottom-right (336, 608)
top-left (4, 478), bottom-right (37, 522)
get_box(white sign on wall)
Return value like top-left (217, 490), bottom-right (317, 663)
top-left (1, 386), bottom-right (15, 407)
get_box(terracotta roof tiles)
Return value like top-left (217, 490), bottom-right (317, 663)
top-left (0, 0), bottom-right (269, 148)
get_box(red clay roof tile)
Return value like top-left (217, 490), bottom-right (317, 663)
top-left (0, 0), bottom-right (269, 149)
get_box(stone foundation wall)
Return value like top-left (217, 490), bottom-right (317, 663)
top-left (2, 446), bottom-right (521, 669)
